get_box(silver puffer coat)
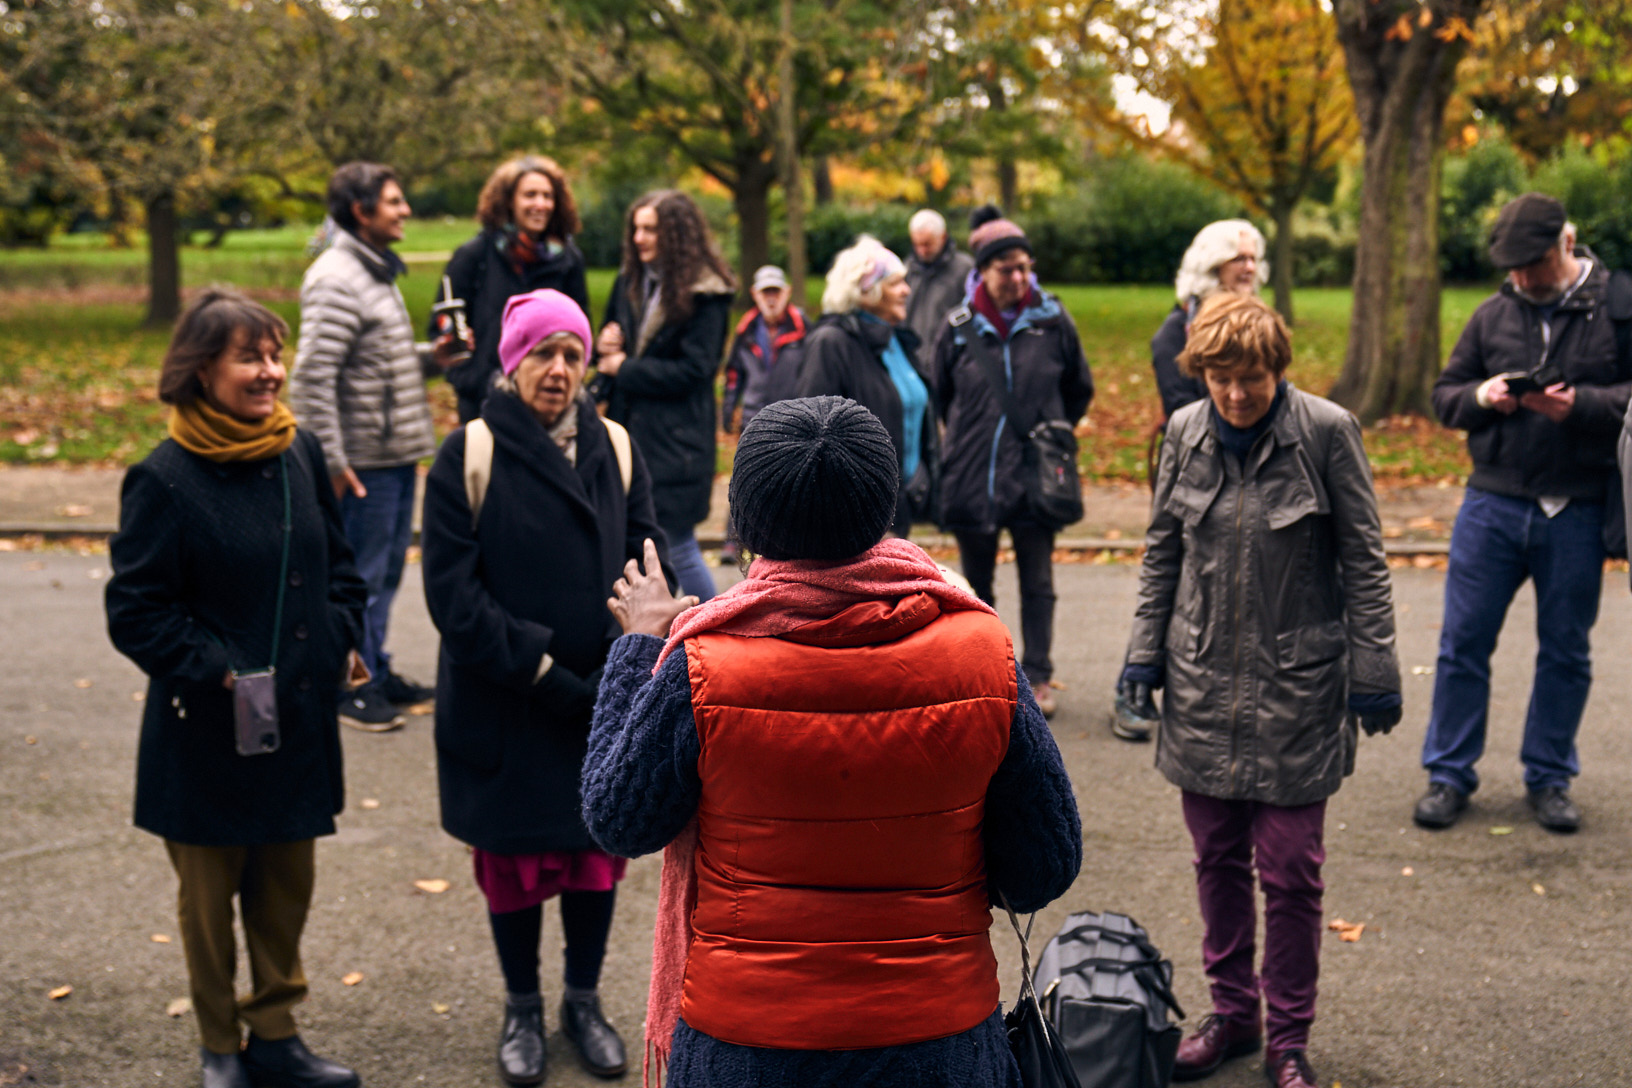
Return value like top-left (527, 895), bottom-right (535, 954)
top-left (1126, 385), bottom-right (1400, 806)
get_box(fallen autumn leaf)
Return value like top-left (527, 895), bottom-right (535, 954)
top-left (414, 879), bottom-right (450, 894)
top-left (359, 798), bottom-right (380, 810)
top-left (342, 972), bottom-right (364, 986)
top-left (151, 933), bottom-right (171, 943)
top-left (166, 997), bottom-right (192, 1018)
top-left (1490, 826), bottom-right (1514, 836)
top-left (48, 985), bottom-right (72, 1000)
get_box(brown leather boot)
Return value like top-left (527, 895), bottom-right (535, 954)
top-left (1265, 1047), bottom-right (1318, 1088)
top-left (1171, 1013), bottom-right (1262, 1082)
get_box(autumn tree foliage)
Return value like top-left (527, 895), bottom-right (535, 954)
top-left (1089, 0), bottom-right (1356, 323)
top-left (1329, 0), bottom-right (1488, 422)
top-left (542, 0), bottom-right (921, 290)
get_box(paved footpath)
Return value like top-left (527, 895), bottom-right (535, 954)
top-left (0, 464), bottom-right (1465, 550)
top-left (4, 553), bottom-right (1630, 1086)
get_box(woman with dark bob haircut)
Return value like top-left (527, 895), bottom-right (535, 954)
top-left (106, 289), bottom-right (368, 1088)
top-left (592, 188), bottom-right (735, 604)
top-left (1119, 293), bottom-right (1400, 1088)
top-left (583, 396), bottom-right (1081, 1086)
top-left (432, 154), bottom-right (590, 422)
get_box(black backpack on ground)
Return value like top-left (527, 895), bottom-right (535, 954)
top-left (1035, 911), bottom-right (1184, 1088)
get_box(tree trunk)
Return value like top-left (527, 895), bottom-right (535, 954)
top-left (1271, 197), bottom-right (1296, 325)
top-left (778, 0), bottom-right (807, 305)
top-left (144, 190), bottom-right (182, 328)
top-left (1329, 0), bottom-right (1486, 422)
top-left (998, 160), bottom-right (1018, 214)
top-left (812, 157), bottom-right (833, 206)
top-left (732, 158), bottom-right (778, 297)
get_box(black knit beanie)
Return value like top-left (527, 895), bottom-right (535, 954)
top-left (729, 396), bottom-right (899, 561)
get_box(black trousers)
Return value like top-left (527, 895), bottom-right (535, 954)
top-left (954, 524), bottom-right (1056, 684)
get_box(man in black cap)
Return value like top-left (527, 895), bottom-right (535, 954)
top-left (1414, 192), bottom-right (1632, 833)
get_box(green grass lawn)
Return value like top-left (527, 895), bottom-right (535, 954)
top-left (0, 232), bottom-right (1480, 482)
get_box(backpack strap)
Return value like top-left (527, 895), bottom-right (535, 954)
top-left (602, 416), bottom-right (633, 494)
top-left (463, 419), bottom-right (494, 530)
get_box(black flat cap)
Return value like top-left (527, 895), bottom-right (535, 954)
top-left (1489, 192), bottom-right (1567, 270)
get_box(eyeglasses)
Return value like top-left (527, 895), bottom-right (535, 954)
top-left (991, 260), bottom-right (1035, 279)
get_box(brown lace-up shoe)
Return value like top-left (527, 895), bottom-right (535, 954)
top-left (1265, 1047), bottom-right (1318, 1088)
top-left (1171, 1013), bottom-right (1262, 1081)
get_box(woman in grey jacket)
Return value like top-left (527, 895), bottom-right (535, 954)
top-left (1118, 294), bottom-right (1400, 1088)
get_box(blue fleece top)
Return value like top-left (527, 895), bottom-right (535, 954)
top-left (858, 312), bottom-right (928, 479)
top-left (582, 633), bottom-right (1082, 1086)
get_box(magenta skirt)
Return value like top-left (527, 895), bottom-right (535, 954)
top-left (472, 847), bottom-right (628, 914)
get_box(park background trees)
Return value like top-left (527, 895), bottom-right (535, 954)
top-left (5, 0), bottom-right (1632, 426)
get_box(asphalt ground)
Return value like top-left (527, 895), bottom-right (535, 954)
top-left (3, 553), bottom-right (1631, 1087)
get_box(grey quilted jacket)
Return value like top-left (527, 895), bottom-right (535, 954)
top-left (290, 230), bottom-right (439, 473)
top-left (1126, 385), bottom-right (1400, 806)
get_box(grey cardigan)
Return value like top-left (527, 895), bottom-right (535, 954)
top-left (290, 230), bottom-right (439, 473)
top-left (1126, 385), bottom-right (1400, 806)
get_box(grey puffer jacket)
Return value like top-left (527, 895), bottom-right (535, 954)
top-left (1126, 385), bottom-right (1400, 806)
top-left (290, 230), bottom-right (440, 473)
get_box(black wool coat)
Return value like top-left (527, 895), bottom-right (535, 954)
top-left (596, 271), bottom-right (733, 529)
top-left (106, 430), bottom-right (367, 846)
top-left (1151, 304), bottom-right (1207, 420)
top-left (431, 230), bottom-right (591, 423)
top-left (421, 392), bottom-right (668, 856)
top-left (795, 313), bottom-right (939, 534)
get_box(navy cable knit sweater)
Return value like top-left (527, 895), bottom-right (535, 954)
top-left (582, 633), bottom-right (1082, 1087)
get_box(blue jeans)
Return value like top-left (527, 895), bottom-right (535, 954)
top-left (662, 523), bottom-right (717, 603)
top-left (1421, 488), bottom-right (1604, 794)
top-left (340, 464), bottom-right (418, 690)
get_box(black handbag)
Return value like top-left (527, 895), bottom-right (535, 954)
top-left (1000, 892), bottom-right (1083, 1088)
top-left (970, 338), bottom-right (1084, 531)
top-left (1036, 911), bottom-right (1184, 1088)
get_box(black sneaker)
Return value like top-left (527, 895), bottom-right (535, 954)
top-left (379, 670), bottom-right (434, 706)
top-left (339, 686), bottom-right (405, 732)
top-left (1412, 782), bottom-right (1468, 829)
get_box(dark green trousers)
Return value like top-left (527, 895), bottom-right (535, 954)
top-left (164, 839), bottom-right (315, 1054)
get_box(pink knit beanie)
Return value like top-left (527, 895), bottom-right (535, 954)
top-left (498, 289), bottom-right (593, 375)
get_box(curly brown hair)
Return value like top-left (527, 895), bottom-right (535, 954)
top-left (1178, 292), bottom-right (1291, 378)
top-left (475, 155), bottom-right (581, 239)
top-left (620, 189), bottom-right (736, 322)
top-left (158, 289), bottom-right (289, 405)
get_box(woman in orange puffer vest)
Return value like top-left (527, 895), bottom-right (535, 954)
top-left (582, 396), bottom-right (1082, 1087)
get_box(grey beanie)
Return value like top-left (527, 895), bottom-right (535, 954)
top-left (729, 397), bottom-right (899, 561)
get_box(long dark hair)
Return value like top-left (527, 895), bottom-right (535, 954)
top-left (620, 189), bottom-right (736, 322)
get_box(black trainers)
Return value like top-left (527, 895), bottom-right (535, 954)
top-left (338, 686), bottom-right (405, 732)
top-left (379, 670), bottom-right (434, 706)
top-left (1412, 782), bottom-right (1468, 829)
top-left (1527, 786), bottom-right (1581, 833)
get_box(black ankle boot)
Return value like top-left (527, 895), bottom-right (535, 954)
top-left (240, 1034), bottom-right (359, 1088)
top-left (497, 995), bottom-right (546, 1087)
top-left (200, 1048), bottom-right (251, 1088)
top-left (561, 993), bottom-right (627, 1078)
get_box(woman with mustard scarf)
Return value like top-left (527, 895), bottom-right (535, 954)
top-left (106, 289), bottom-right (369, 1088)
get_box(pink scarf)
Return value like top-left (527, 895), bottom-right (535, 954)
top-left (642, 538), bottom-right (995, 1084)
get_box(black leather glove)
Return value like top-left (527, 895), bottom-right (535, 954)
top-left (1114, 676), bottom-right (1160, 722)
top-left (1358, 705), bottom-right (1402, 736)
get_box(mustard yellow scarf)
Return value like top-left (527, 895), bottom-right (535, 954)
top-left (169, 397), bottom-right (298, 463)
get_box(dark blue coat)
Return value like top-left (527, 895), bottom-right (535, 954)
top-left (421, 392), bottom-right (668, 856)
top-left (106, 430), bottom-right (366, 846)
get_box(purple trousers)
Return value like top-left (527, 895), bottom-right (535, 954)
top-left (1181, 791), bottom-right (1326, 1054)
